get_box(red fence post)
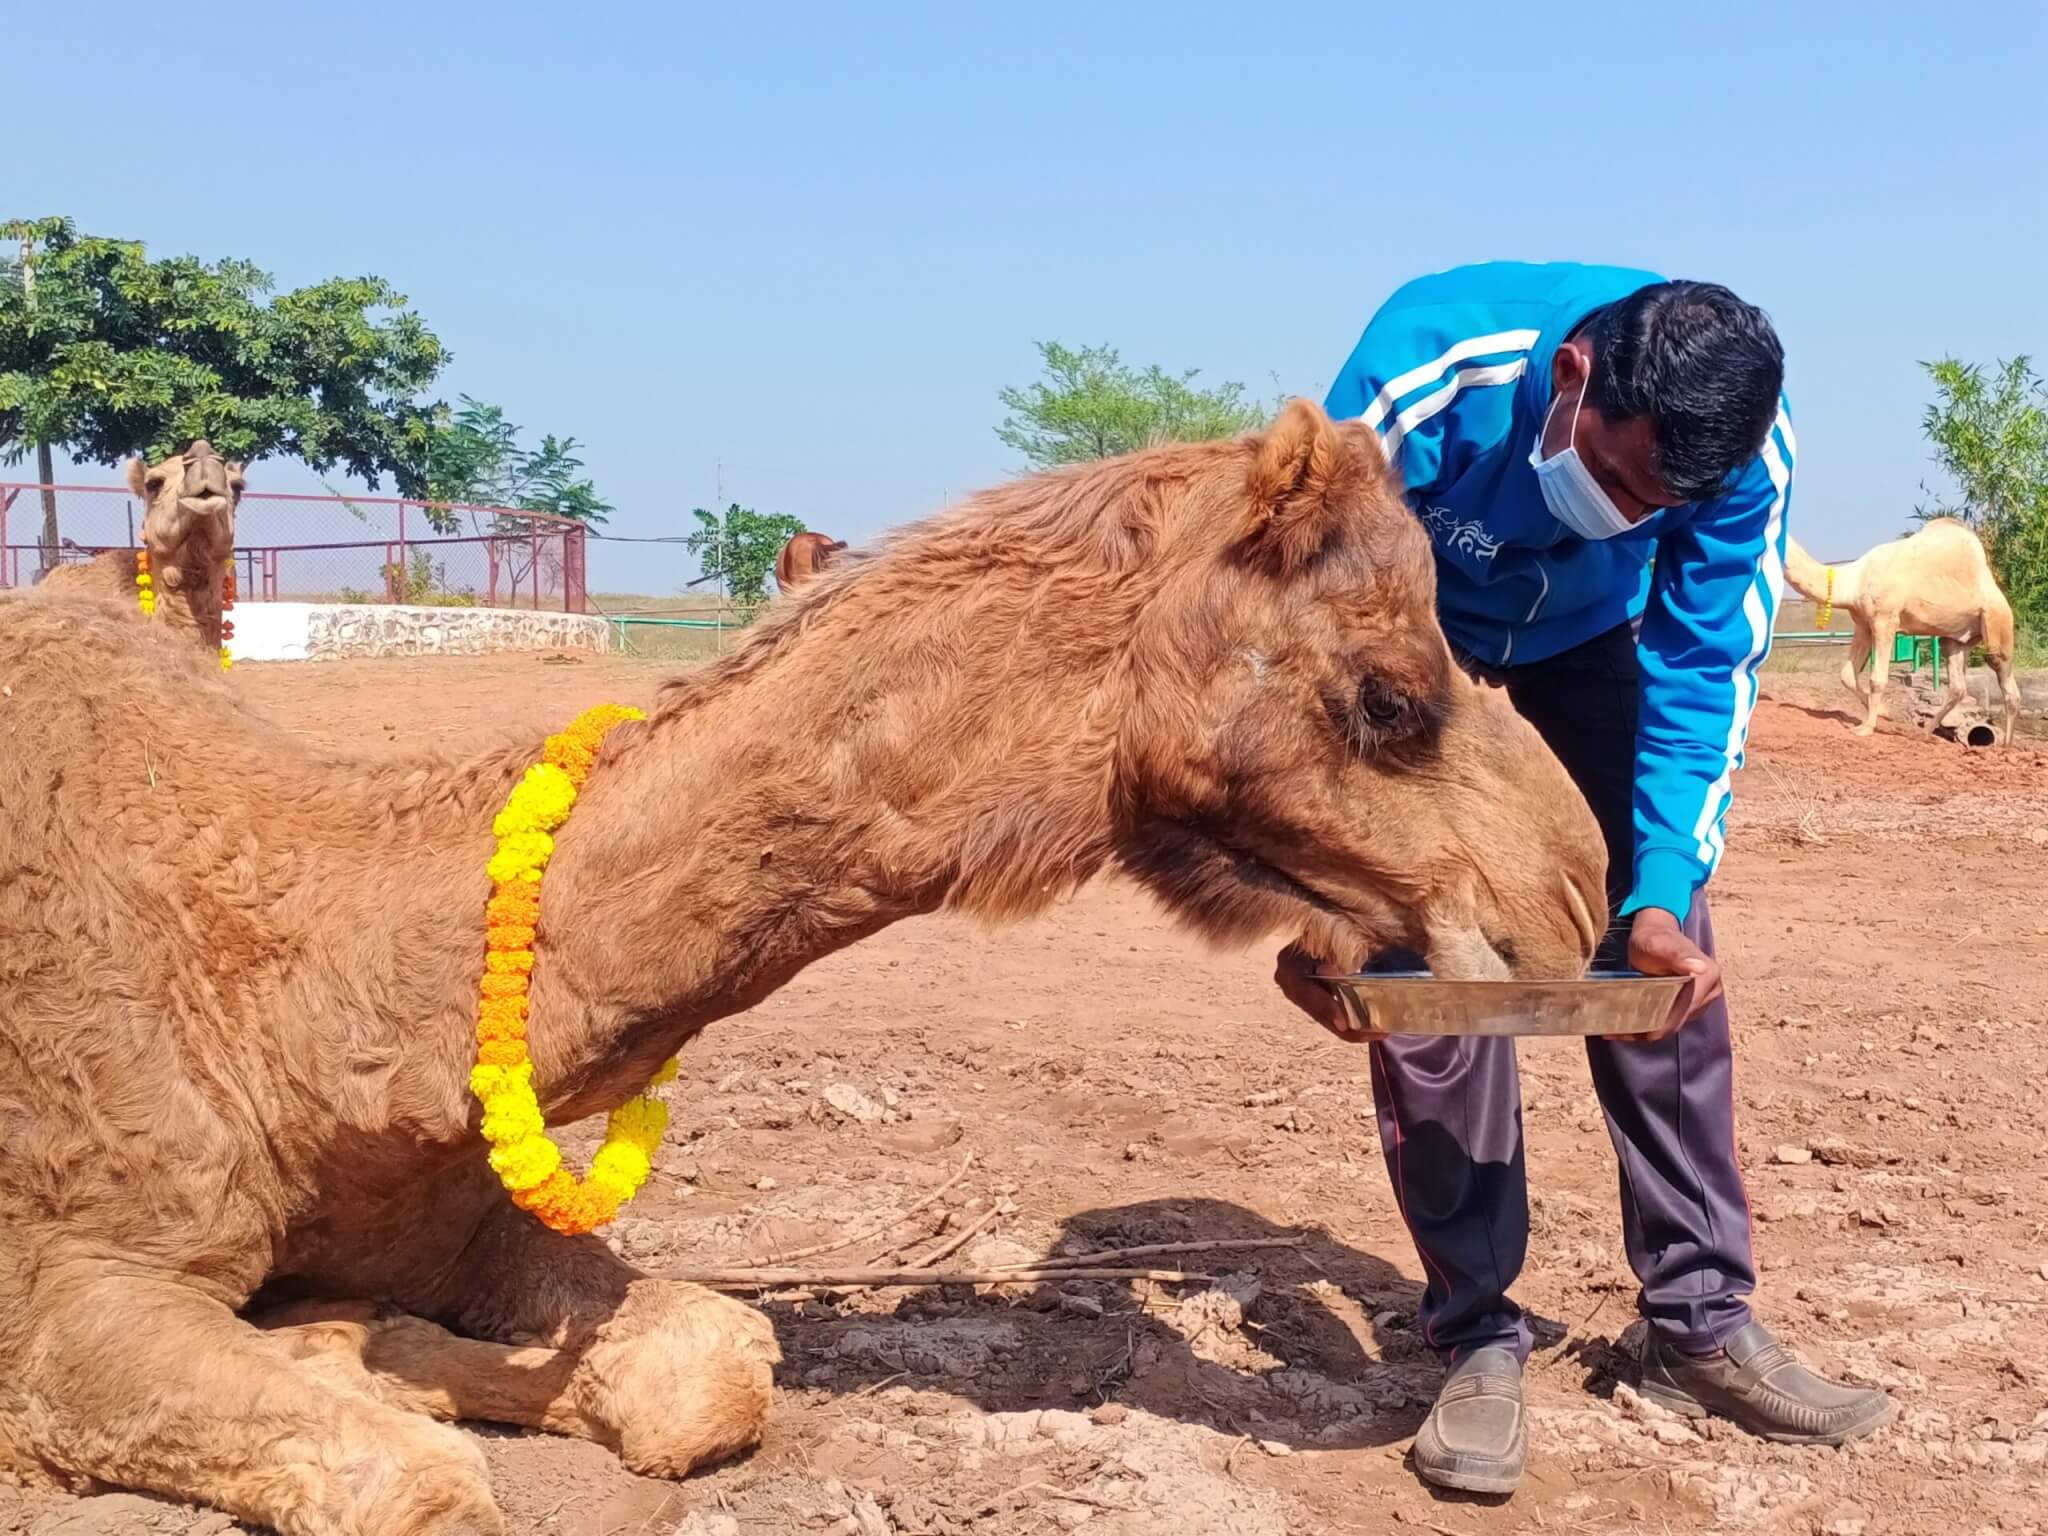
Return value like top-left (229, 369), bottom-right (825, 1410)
top-left (564, 523), bottom-right (587, 614)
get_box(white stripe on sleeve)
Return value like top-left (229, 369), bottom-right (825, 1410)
top-left (1376, 359), bottom-right (1530, 466)
top-left (1690, 408), bottom-right (1793, 867)
top-left (1360, 328), bottom-right (1542, 432)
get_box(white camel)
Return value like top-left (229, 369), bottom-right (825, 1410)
top-left (1784, 519), bottom-right (2020, 742)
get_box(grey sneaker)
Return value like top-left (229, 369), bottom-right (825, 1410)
top-left (1639, 1321), bottom-right (1894, 1445)
top-left (1412, 1346), bottom-right (1525, 1495)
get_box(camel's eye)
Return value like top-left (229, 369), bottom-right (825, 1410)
top-left (1358, 677), bottom-right (1411, 731)
top-left (144, 472), bottom-right (167, 493)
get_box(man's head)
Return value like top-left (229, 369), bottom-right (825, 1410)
top-left (1538, 280), bottom-right (1784, 522)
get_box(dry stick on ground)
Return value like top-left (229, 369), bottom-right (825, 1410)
top-left (757, 1150), bottom-right (976, 1265)
top-left (906, 1203), bottom-right (1005, 1269)
top-left (991, 1236), bottom-right (1303, 1270)
top-left (664, 1265), bottom-right (1212, 1290)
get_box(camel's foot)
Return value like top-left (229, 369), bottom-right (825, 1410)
top-left (570, 1280), bottom-right (779, 1477)
top-left (320, 1418), bottom-right (502, 1536)
top-left (1852, 721), bottom-right (1877, 737)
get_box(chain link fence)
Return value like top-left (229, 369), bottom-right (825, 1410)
top-left (0, 483), bottom-right (588, 612)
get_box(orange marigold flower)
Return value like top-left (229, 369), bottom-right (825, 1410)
top-left (477, 996), bottom-right (528, 1029)
top-left (487, 889), bottom-right (542, 922)
top-left (478, 973), bottom-right (528, 1000)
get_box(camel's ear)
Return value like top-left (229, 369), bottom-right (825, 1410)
top-left (1238, 398), bottom-right (1358, 572)
top-left (124, 458), bottom-right (150, 498)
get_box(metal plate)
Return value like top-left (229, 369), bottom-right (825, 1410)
top-left (1316, 970), bottom-right (1690, 1038)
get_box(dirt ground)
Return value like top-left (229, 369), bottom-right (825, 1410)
top-left (7, 652), bottom-right (2046, 1536)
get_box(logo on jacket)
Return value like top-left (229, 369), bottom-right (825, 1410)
top-left (1420, 505), bottom-right (1501, 562)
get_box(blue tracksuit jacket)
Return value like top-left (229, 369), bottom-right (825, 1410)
top-left (1323, 261), bottom-right (1793, 922)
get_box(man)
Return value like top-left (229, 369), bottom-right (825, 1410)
top-left (1278, 262), bottom-right (1893, 1495)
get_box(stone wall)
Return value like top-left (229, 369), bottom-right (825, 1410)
top-left (231, 602), bottom-right (610, 662)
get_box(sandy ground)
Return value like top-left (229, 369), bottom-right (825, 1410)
top-left (6, 651), bottom-right (2046, 1536)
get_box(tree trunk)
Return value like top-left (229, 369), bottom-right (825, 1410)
top-left (35, 441), bottom-right (57, 575)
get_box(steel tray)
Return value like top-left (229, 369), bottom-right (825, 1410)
top-left (1316, 970), bottom-right (1690, 1037)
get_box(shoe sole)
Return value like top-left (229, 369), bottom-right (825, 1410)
top-left (1637, 1379), bottom-right (1897, 1446)
top-left (1414, 1460), bottom-right (1522, 1496)
top-left (1412, 1432), bottom-right (1527, 1497)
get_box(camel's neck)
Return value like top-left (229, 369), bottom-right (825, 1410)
top-left (333, 554), bottom-right (1142, 1142)
top-left (1783, 538), bottom-right (1861, 609)
top-left (155, 547), bottom-right (227, 647)
top-left (516, 598), bottom-right (1131, 1119)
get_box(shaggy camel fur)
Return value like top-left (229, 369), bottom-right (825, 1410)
top-left (775, 528), bottom-right (846, 591)
top-left (1784, 519), bottom-right (2019, 741)
top-left (30, 440), bottom-right (243, 648)
top-left (0, 401), bottom-right (1606, 1536)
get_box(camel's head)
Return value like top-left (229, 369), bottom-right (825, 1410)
top-left (127, 439), bottom-right (244, 593)
top-left (1108, 400), bottom-right (1607, 981)
top-left (777, 531), bottom-right (847, 593)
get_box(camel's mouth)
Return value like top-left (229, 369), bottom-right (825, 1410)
top-left (1120, 816), bottom-right (1442, 975)
top-left (178, 492), bottom-right (235, 523)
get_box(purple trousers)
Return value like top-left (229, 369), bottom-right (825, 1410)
top-left (1368, 625), bottom-right (1757, 1362)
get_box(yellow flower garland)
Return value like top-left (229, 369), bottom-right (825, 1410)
top-left (134, 549), bottom-right (157, 617)
top-left (220, 555), bottom-right (235, 671)
top-left (1815, 565), bottom-right (1835, 631)
top-left (472, 702), bottom-right (676, 1235)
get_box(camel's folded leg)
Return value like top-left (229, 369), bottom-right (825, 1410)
top-left (20, 1272), bottom-right (501, 1536)
top-left (255, 1301), bottom-right (604, 1440)
top-left (402, 1207), bottom-right (779, 1478)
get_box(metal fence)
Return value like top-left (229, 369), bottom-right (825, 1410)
top-left (0, 483), bottom-right (588, 613)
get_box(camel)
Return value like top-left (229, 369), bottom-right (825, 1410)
top-left (1783, 519), bottom-right (2019, 742)
top-left (0, 401), bottom-right (1607, 1536)
top-left (775, 528), bottom-right (846, 592)
top-left (32, 439), bottom-right (243, 651)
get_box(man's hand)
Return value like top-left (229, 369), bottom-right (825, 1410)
top-left (1273, 944), bottom-right (1385, 1042)
top-left (1619, 907), bottom-right (1721, 1041)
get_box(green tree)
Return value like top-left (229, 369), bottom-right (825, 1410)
top-left (1918, 355), bottom-right (2048, 630)
top-left (995, 341), bottom-right (1271, 468)
top-left (418, 395), bottom-right (612, 533)
top-left (683, 503), bottom-right (805, 614)
top-left (1, 216), bottom-right (447, 564)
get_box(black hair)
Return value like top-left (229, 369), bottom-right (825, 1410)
top-left (1582, 280), bottom-right (1785, 501)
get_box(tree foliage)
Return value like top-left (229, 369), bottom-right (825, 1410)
top-left (0, 216), bottom-right (445, 488)
top-left (1918, 356), bottom-right (2048, 630)
top-left (995, 341), bottom-right (1271, 468)
top-left (683, 502), bottom-right (806, 613)
top-left (420, 395), bottom-right (612, 533)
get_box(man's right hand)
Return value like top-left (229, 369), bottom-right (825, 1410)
top-left (1274, 943), bottom-right (1385, 1042)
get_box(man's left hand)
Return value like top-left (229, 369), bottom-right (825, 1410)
top-left (1619, 907), bottom-right (1721, 1040)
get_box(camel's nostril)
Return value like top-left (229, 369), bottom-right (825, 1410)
top-left (1560, 869), bottom-right (1601, 959)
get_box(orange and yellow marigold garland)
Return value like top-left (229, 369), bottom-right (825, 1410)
top-left (219, 556), bottom-right (236, 670)
top-left (134, 549), bottom-right (157, 616)
top-left (472, 702), bottom-right (676, 1235)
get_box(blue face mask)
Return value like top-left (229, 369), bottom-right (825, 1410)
top-left (1528, 377), bottom-right (1633, 541)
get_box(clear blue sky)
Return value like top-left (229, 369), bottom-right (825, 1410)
top-left (16, 0), bottom-right (2045, 591)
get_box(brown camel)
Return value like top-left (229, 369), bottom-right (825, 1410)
top-left (1784, 519), bottom-right (2019, 741)
top-left (32, 440), bottom-right (244, 650)
top-left (0, 401), bottom-right (1606, 1536)
top-left (774, 528), bottom-right (846, 592)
